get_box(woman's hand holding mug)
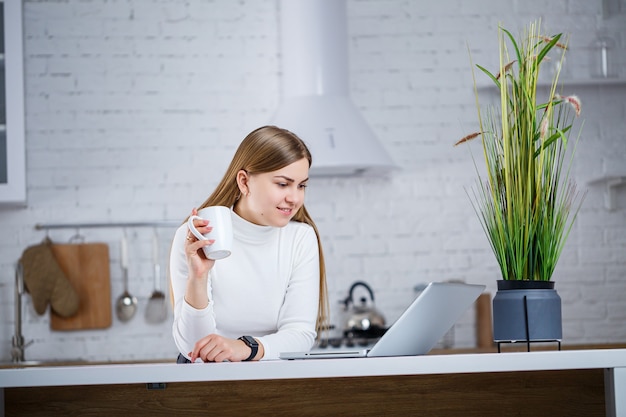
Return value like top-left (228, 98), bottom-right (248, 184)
top-left (187, 206), bottom-right (233, 261)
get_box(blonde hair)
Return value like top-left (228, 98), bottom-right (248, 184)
top-left (197, 125), bottom-right (329, 338)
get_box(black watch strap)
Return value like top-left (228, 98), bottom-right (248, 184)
top-left (238, 336), bottom-right (258, 361)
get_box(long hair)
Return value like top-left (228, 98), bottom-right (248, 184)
top-left (198, 125), bottom-right (329, 339)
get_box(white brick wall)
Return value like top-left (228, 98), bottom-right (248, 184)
top-left (0, 0), bottom-right (624, 363)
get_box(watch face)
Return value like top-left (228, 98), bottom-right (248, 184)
top-left (241, 336), bottom-right (258, 347)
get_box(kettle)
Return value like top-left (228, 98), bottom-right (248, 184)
top-left (342, 281), bottom-right (386, 339)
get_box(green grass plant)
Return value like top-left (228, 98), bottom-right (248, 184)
top-left (457, 21), bottom-right (585, 281)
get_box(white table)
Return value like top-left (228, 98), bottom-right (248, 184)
top-left (1, 349), bottom-right (625, 416)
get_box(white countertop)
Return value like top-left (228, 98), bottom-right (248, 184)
top-left (1, 348), bottom-right (626, 388)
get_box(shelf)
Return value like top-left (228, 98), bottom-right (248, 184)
top-left (34, 221), bottom-right (181, 230)
top-left (476, 77), bottom-right (626, 91)
top-left (546, 78), bottom-right (626, 87)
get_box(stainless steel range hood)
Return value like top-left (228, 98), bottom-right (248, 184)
top-left (272, 0), bottom-right (396, 177)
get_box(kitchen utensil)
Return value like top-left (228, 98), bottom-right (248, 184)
top-left (341, 281), bottom-right (386, 339)
top-left (145, 229), bottom-right (168, 324)
top-left (50, 242), bottom-right (112, 330)
top-left (115, 234), bottom-right (137, 322)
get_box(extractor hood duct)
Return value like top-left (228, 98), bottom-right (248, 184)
top-left (272, 0), bottom-right (396, 177)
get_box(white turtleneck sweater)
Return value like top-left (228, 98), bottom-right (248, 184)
top-left (170, 209), bottom-right (320, 360)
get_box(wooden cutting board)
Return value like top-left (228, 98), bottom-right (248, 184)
top-left (50, 243), bottom-right (112, 331)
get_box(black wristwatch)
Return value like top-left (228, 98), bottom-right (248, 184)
top-left (238, 336), bottom-right (258, 361)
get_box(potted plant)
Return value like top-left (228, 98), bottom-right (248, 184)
top-left (455, 21), bottom-right (585, 350)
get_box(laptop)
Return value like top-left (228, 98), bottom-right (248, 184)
top-left (279, 282), bottom-right (485, 360)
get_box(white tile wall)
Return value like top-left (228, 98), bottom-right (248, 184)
top-left (0, 0), bottom-right (624, 362)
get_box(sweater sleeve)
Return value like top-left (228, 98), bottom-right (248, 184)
top-left (169, 224), bottom-right (217, 358)
top-left (256, 225), bottom-right (320, 360)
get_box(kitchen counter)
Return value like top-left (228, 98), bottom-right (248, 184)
top-left (1, 348), bottom-right (625, 416)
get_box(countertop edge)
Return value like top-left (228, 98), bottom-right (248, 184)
top-left (1, 348), bottom-right (626, 388)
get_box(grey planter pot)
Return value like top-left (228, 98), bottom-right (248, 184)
top-left (492, 280), bottom-right (562, 344)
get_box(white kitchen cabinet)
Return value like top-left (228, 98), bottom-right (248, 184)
top-left (0, 0), bottom-right (26, 205)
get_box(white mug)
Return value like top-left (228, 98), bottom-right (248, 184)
top-left (187, 206), bottom-right (233, 260)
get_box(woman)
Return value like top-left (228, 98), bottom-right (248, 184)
top-left (170, 125), bottom-right (329, 362)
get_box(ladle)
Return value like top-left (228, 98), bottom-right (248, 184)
top-left (145, 229), bottom-right (168, 324)
top-left (116, 234), bottom-right (137, 322)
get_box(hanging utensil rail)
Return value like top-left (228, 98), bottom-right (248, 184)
top-left (34, 221), bottom-right (180, 230)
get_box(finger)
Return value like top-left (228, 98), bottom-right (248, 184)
top-left (190, 336), bottom-right (213, 362)
top-left (188, 218), bottom-right (211, 240)
top-left (185, 225), bottom-right (214, 245)
top-left (192, 224), bottom-right (212, 237)
top-left (213, 351), bottom-right (232, 363)
top-left (189, 344), bottom-right (202, 362)
top-left (186, 208), bottom-right (205, 240)
top-left (187, 239), bottom-right (215, 254)
top-left (192, 217), bottom-right (210, 227)
top-left (200, 342), bottom-right (223, 362)
top-left (206, 342), bottom-right (234, 363)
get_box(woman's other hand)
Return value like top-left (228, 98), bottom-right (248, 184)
top-left (189, 334), bottom-right (264, 363)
